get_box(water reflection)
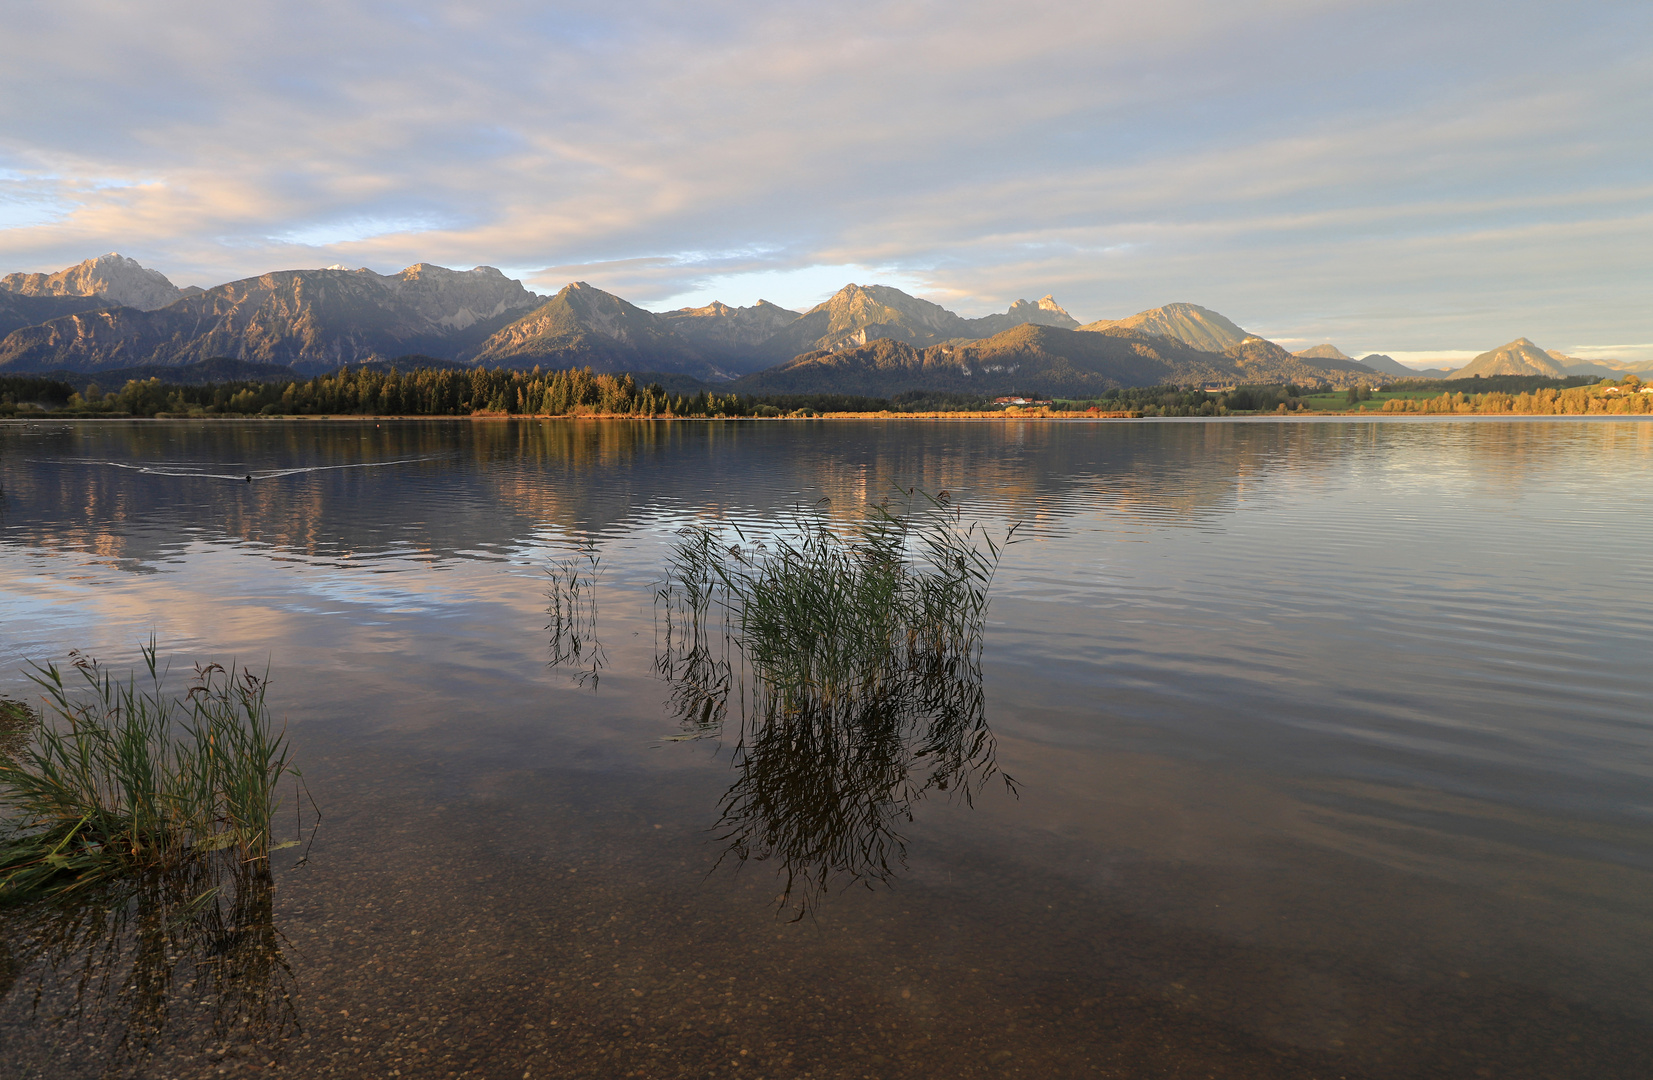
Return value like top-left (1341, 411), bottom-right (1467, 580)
top-left (653, 508), bottom-right (1016, 916)
top-left (5, 418), bottom-right (1650, 575)
top-left (1, 419), bottom-right (1320, 569)
top-left (5, 417), bottom-right (1653, 1077)
top-left (545, 544), bottom-right (605, 686)
top-left (0, 860), bottom-right (296, 1075)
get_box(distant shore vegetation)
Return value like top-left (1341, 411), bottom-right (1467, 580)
top-left (1, 366), bottom-right (1647, 420)
top-left (1374, 376), bottom-right (1651, 415)
top-left (0, 368), bottom-right (996, 420)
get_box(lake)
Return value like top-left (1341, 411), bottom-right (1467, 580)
top-left (1, 416), bottom-right (1650, 1079)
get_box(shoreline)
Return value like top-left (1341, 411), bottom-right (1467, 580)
top-left (5, 410), bottom-right (1653, 424)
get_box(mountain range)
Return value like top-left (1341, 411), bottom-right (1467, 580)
top-left (736, 323), bottom-right (1395, 397)
top-left (5, 254), bottom-right (1641, 395)
top-left (0, 262), bottom-right (548, 373)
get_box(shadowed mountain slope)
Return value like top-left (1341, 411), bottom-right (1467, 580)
top-left (1225, 336), bottom-right (1379, 381)
top-left (0, 264), bottom-right (541, 374)
top-left (0, 292), bottom-right (118, 339)
top-left (469, 282), bottom-right (722, 376)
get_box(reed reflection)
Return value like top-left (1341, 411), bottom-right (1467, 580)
top-left (0, 859), bottom-right (298, 1075)
top-left (546, 543), bottom-right (606, 686)
top-left (656, 497), bottom-right (1018, 916)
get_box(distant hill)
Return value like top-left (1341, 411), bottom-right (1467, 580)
top-left (1367, 358), bottom-right (1456, 379)
top-left (0, 263), bottom-right (542, 374)
top-left (1351, 353), bottom-right (1435, 378)
top-left (1541, 349), bottom-right (1653, 379)
top-left (1, 253), bottom-right (193, 311)
top-left (1450, 338), bottom-right (1568, 378)
top-left (1293, 344), bottom-right (1354, 361)
top-left (733, 323), bottom-right (1379, 398)
top-left (1077, 302), bottom-right (1249, 353)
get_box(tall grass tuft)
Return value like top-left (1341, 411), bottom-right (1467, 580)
top-left (656, 492), bottom-right (1019, 915)
top-left (0, 640), bottom-right (307, 902)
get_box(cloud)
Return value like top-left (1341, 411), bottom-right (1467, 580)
top-left (0, 0), bottom-right (1648, 349)
top-left (277, 215), bottom-right (449, 247)
top-left (1566, 343), bottom-right (1653, 363)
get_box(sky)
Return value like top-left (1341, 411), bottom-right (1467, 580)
top-left (1, 0), bottom-right (1650, 364)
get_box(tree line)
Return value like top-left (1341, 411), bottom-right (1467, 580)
top-left (1380, 378), bottom-right (1651, 415)
top-left (2, 367), bottom-right (1317, 419)
top-left (9, 364), bottom-right (1642, 419)
top-left (1080, 384), bottom-right (1313, 416)
top-left (1, 367), bottom-right (989, 419)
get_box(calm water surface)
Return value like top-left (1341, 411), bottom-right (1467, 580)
top-left (1, 417), bottom-right (1650, 1079)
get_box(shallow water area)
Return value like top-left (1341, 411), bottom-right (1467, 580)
top-left (1, 416), bottom-right (1651, 1078)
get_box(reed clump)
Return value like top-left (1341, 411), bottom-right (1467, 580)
top-left (657, 494), bottom-right (1019, 914)
top-left (0, 641), bottom-right (305, 902)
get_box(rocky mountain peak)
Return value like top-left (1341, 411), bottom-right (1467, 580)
top-left (0, 252), bottom-right (188, 311)
top-left (1001, 296), bottom-right (1079, 329)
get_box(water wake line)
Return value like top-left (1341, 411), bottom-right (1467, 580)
top-left (37, 455), bottom-right (450, 481)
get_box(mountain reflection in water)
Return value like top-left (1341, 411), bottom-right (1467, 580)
top-left (1, 418), bottom-right (1297, 570)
